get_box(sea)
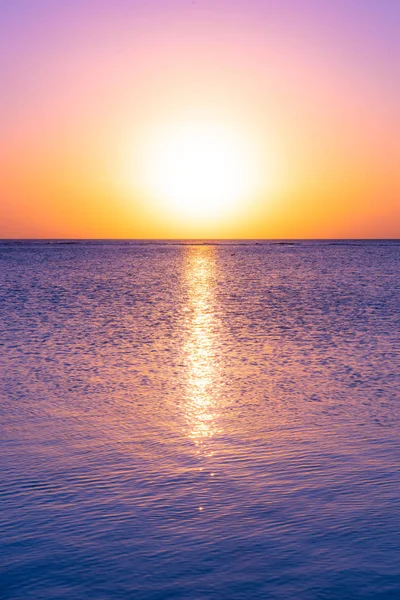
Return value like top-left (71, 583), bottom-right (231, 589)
top-left (1, 240), bottom-right (399, 600)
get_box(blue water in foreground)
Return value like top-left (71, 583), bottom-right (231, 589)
top-left (1, 240), bottom-right (399, 600)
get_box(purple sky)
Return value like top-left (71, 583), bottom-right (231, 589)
top-left (1, 0), bottom-right (399, 237)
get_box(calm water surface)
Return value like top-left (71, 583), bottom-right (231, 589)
top-left (1, 240), bottom-right (399, 599)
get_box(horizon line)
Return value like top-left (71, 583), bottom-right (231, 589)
top-left (1, 237), bottom-right (399, 242)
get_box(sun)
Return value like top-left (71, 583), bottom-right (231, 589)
top-left (139, 119), bottom-right (260, 223)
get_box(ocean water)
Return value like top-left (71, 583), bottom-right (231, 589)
top-left (1, 240), bottom-right (399, 600)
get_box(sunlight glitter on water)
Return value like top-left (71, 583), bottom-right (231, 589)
top-left (182, 247), bottom-right (221, 446)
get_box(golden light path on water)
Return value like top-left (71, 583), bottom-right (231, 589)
top-left (182, 246), bottom-right (221, 454)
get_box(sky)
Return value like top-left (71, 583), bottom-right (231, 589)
top-left (1, 0), bottom-right (399, 238)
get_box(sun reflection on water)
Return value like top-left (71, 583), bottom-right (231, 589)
top-left (182, 246), bottom-right (220, 449)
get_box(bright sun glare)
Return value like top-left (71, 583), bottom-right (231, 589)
top-left (139, 119), bottom-right (260, 222)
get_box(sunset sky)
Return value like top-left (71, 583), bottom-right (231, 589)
top-left (1, 0), bottom-right (399, 238)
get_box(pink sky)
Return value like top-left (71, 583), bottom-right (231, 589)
top-left (1, 0), bottom-right (399, 238)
